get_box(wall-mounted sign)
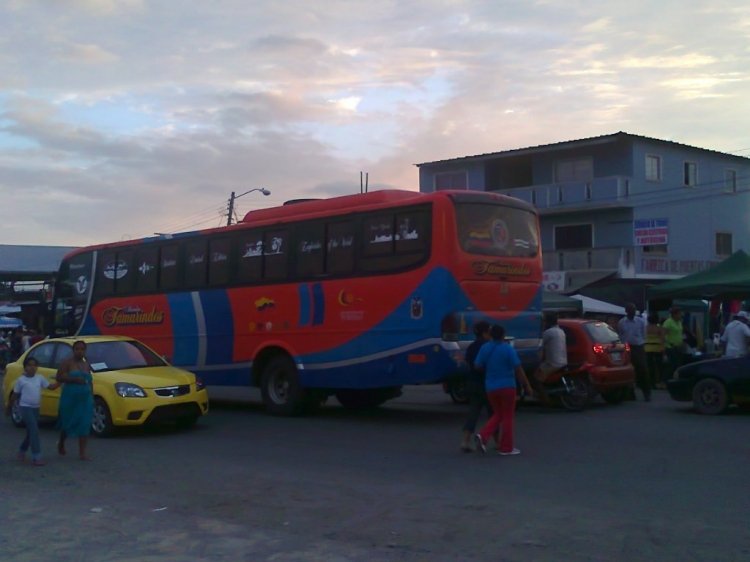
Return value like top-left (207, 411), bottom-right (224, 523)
top-left (543, 271), bottom-right (566, 292)
top-left (634, 218), bottom-right (668, 246)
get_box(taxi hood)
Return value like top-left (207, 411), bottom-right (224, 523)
top-left (92, 366), bottom-right (196, 389)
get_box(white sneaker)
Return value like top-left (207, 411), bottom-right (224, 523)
top-left (473, 434), bottom-right (487, 454)
top-left (498, 448), bottom-right (521, 456)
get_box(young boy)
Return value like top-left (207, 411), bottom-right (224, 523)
top-left (9, 357), bottom-right (60, 466)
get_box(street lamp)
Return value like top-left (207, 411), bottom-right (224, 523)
top-left (227, 188), bottom-right (271, 226)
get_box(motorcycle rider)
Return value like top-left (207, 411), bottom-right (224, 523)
top-left (532, 312), bottom-right (568, 399)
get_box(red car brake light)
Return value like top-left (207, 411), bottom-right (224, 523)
top-left (592, 344), bottom-right (606, 354)
top-left (624, 343), bottom-right (631, 352)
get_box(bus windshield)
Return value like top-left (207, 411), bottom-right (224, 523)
top-left (455, 202), bottom-right (539, 258)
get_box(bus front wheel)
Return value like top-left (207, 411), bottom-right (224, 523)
top-left (260, 355), bottom-right (307, 416)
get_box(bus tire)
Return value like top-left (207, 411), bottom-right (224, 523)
top-left (260, 355), bottom-right (307, 416)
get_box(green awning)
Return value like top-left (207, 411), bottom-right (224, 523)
top-left (543, 291), bottom-right (583, 314)
top-left (648, 250), bottom-right (750, 300)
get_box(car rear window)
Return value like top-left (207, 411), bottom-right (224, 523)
top-left (583, 322), bottom-right (620, 344)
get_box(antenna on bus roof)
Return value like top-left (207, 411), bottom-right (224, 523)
top-left (360, 171), bottom-right (369, 194)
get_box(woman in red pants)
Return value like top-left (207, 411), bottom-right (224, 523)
top-left (473, 324), bottom-right (533, 456)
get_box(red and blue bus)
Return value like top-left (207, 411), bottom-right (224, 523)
top-left (51, 189), bottom-right (542, 414)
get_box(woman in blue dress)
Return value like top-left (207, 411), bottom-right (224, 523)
top-left (56, 340), bottom-right (94, 460)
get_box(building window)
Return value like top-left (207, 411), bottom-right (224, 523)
top-left (557, 186), bottom-right (563, 203)
top-left (434, 171), bottom-right (467, 190)
top-left (725, 169), bottom-right (737, 193)
top-left (624, 179), bottom-right (630, 198)
top-left (683, 162), bottom-right (697, 187)
top-left (643, 244), bottom-right (668, 254)
top-left (554, 158), bottom-right (593, 182)
top-left (585, 183), bottom-right (592, 200)
top-left (645, 155), bottom-right (661, 181)
top-left (715, 232), bottom-right (732, 257)
top-left (554, 224), bottom-right (593, 250)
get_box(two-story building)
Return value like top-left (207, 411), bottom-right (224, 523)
top-left (416, 132), bottom-right (750, 307)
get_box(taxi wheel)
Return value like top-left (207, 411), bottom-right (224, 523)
top-left (9, 394), bottom-right (24, 427)
top-left (91, 397), bottom-right (115, 437)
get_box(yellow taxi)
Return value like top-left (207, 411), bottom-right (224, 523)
top-left (3, 335), bottom-right (209, 436)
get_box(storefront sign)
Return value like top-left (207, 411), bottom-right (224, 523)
top-left (641, 258), bottom-right (718, 274)
top-left (634, 218), bottom-right (668, 246)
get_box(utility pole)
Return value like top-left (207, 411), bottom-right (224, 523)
top-left (226, 191), bottom-right (236, 226)
top-left (226, 188), bottom-right (271, 226)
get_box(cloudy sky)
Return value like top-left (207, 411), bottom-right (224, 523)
top-left (1, 0), bottom-right (749, 246)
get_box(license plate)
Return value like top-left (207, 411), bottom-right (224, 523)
top-left (610, 352), bottom-right (621, 362)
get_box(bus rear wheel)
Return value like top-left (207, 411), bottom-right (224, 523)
top-left (260, 355), bottom-right (307, 416)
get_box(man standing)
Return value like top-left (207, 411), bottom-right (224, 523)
top-left (662, 307), bottom-right (684, 380)
top-left (618, 303), bottom-right (650, 401)
top-left (720, 311), bottom-right (750, 358)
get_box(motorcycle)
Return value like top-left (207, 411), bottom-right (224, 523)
top-left (525, 363), bottom-right (594, 412)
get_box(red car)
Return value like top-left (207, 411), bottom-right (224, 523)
top-left (558, 318), bottom-right (635, 404)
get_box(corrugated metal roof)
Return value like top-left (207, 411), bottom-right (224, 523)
top-left (0, 245), bottom-right (78, 277)
top-left (415, 131), bottom-right (750, 167)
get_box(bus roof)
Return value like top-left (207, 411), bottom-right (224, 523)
top-left (242, 189), bottom-right (535, 224)
top-left (60, 189), bottom-right (534, 261)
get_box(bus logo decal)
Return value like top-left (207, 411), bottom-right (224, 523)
top-left (471, 261), bottom-right (531, 277)
top-left (410, 297), bottom-right (423, 320)
top-left (76, 276), bottom-right (89, 295)
top-left (254, 297), bottom-right (275, 311)
top-left (102, 306), bottom-right (165, 327)
top-left (491, 219), bottom-right (509, 249)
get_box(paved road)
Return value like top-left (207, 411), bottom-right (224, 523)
top-left (1, 383), bottom-right (748, 562)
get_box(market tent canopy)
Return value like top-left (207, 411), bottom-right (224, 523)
top-left (570, 295), bottom-right (626, 316)
top-left (647, 250), bottom-right (750, 300)
top-left (542, 291), bottom-right (583, 314)
top-left (0, 316), bottom-right (22, 328)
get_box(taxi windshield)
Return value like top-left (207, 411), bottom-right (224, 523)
top-left (85, 340), bottom-right (166, 372)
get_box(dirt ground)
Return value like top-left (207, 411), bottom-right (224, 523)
top-left (1, 384), bottom-right (749, 562)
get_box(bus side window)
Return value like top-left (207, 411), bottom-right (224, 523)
top-left (326, 221), bottom-right (355, 275)
top-left (115, 250), bottom-right (134, 294)
top-left (159, 244), bottom-right (180, 291)
top-left (236, 231), bottom-right (263, 282)
top-left (209, 237), bottom-right (231, 286)
top-left (135, 246), bottom-right (159, 292)
top-left (295, 222), bottom-right (325, 278)
top-left (96, 252), bottom-right (117, 296)
top-left (263, 230), bottom-right (289, 281)
top-left (395, 210), bottom-right (429, 255)
top-left (184, 239), bottom-right (208, 289)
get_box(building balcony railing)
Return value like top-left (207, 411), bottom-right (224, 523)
top-left (543, 246), bottom-right (633, 272)
top-left (495, 176), bottom-right (632, 212)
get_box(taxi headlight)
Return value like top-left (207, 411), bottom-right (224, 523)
top-left (115, 382), bottom-right (146, 398)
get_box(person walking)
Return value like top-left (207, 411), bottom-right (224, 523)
top-left (662, 307), bottom-right (685, 379)
top-left (56, 340), bottom-right (94, 461)
top-left (473, 324), bottom-right (533, 456)
top-left (720, 311), bottom-right (750, 358)
top-left (8, 357), bottom-right (60, 466)
top-left (618, 303), bottom-right (650, 401)
top-left (460, 321), bottom-right (493, 452)
top-left (644, 313), bottom-right (666, 389)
